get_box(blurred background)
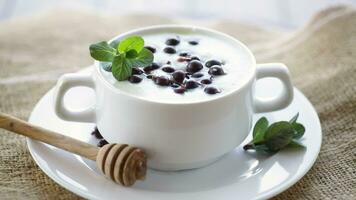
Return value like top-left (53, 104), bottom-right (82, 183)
top-left (0, 0), bottom-right (355, 30)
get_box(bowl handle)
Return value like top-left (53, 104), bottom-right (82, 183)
top-left (53, 73), bottom-right (96, 122)
top-left (253, 63), bottom-right (294, 113)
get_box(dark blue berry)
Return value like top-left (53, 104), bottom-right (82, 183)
top-left (185, 80), bottom-right (199, 89)
top-left (205, 60), bottom-right (221, 68)
top-left (172, 70), bottom-right (185, 84)
top-left (189, 41), bottom-right (199, 45)
top-left (186, 60), bottom-right (203, 73)
top-left (154, 76), bottom-right (171, 86)
top-left (145, 46), bottom-right (156, 53)
top-left (128, 75), bottom-right (142, 83)
top-left (190, 56), bottom-right (200, 61)
top-left (163, 47), bottom-right (176, 54)
top-left (208, 66), bottom-right (225, 76)
top-left (151, 63), bottom-right (160, 70)
top-left (132, 67), bottom-right (143, 75)
top-left (204, 86), bottom-right (220, 94)
top-left (144, 63), bottom-right (160, 73)
top-left (174, 87), bottom-right (186, 94)
top-left (192, 73), bottom-right (204, 78)
top-left (91, 127), bottom-right (103, 139)
top-left (97, 139), bottom-right (109, 147)
top-left (170, 83), bottom-right (180, 88)
top-left (165, 38), bottom-right (180, 46)
top-left (162, 66), bottom-right (175, 73)
top-left (201, 79), bottom-right (212, 84)
top-left (179, 52), bottom-right (189, 57)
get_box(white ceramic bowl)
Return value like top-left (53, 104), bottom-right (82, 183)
top-left (53, 25), bottom-right (293, 171)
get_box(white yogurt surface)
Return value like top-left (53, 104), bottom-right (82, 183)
top-left (100, 31), bottom-right (254, 103)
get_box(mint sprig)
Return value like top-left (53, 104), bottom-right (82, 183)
top-left (89, 36), bottom-right (153, 81)
top-left (243, 113), bottom-right (306, 153)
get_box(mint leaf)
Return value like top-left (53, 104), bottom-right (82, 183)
top-left (126, 49), bottom-right (138, 59)
top-left (89, 41), bottom-right (117, 62)
top-left (243, 113), bottom-right (306, 154)
top-left (291, 123), bottom-right (305, 139)
top-left (264, 121), bottom-right (294, 152)
top-left (252, 117), bottom-right (269, 144)
top-left (111, 55), bottom-right (132, 81)
top-left (264, 121), bottom-right (292, 140)
top-left (90, 36), bottom-right (153, 82)
top-left (118, 36), bottom-right (144, 53)
top-left (126, 48), bottom-right (153, 68)
top-left (287, 140), bottom-right (305, 149)
top-left (254, 144), bottom-right (277, 153)
top-left (109, 40), bottom-right (120, 49)
top-left (289, 113), bottom-right (299, 124)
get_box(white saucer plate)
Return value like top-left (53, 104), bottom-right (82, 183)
top-left (27, 67), bottom-right (321, 200)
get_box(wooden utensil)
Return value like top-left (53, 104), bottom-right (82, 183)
top-left (0, 112), bottom-right (147, 186)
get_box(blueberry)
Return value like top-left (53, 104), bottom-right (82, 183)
top-left (166, 61), bottom-right (171, 64)
top-left (208, 66), bottom-right (225, 76)
top-left (189, 41), bottom-right (199, 45)
top-left (205, 60), bottom-right (221, 68)
top-left (179, 52), bottom-right (189, 57)
top-left (170, 83), bottom-right (180, 88)
top-left (143, 66), bottom-right (152, 73)
top-left (154, 76), bottom-right (171, 86)
top-left (132, 67), bottom-right (143, 75)
top-left (162, 66), bottom-right (175, 73)
top-left (174, 87), bottom-right (186, 94)
top-left (146, 74), bottom-right (153, 79)
top-left (163, 47), bottom-right (176, 54)
top-left (204, 86), bottom-right (221, 94)
top-left (191, 72), bottom-right (204, 78)
top-left (185, 80), bottom-right (200, 89)
top-left (145, 46), bottom-right (156, 53)
top-left (151, 62), bottom-right (160, 70)
top-left (190, 56), bottom-right (200, 61)
top-left (128, 75), bottom-right (142, 83)
top-left (97, 139), bottom-right (109, 147)
top-left (144, 63), bottom-right (160, 73)
top-left (165, 38), bottom-right (180, 46)
top-left (172, 70), bottom-right (185, 83)
top-left (201, 79), bottom-right (212, 84)
top-left (91, 127), bottom-right (103, 139)
top-left (186, 60), bottom-right (203, 73)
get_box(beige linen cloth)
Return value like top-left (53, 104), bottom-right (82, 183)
top-left (0, 5), bottom-right (355, 200)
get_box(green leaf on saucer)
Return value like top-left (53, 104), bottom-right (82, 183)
top-left (291, 122), bottom-right (305, 139)
top-left (264, 121), bottom-right (295, 152)
top-left (287, 140), bottom-right (305, 149)
top-left (252, 117), bottom-right (269, 144)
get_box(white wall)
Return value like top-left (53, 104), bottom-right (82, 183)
top-left (0, 0), bottom-right (355, 29)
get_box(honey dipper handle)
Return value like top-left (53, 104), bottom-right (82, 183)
top-left (0, 112), bottom-right (99, 161)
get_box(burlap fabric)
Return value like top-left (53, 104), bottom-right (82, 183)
top-left (0, 5), bottom-right (355, 200)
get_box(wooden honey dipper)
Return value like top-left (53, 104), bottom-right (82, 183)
top-left (0, 112), bottom-right (147, 186)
